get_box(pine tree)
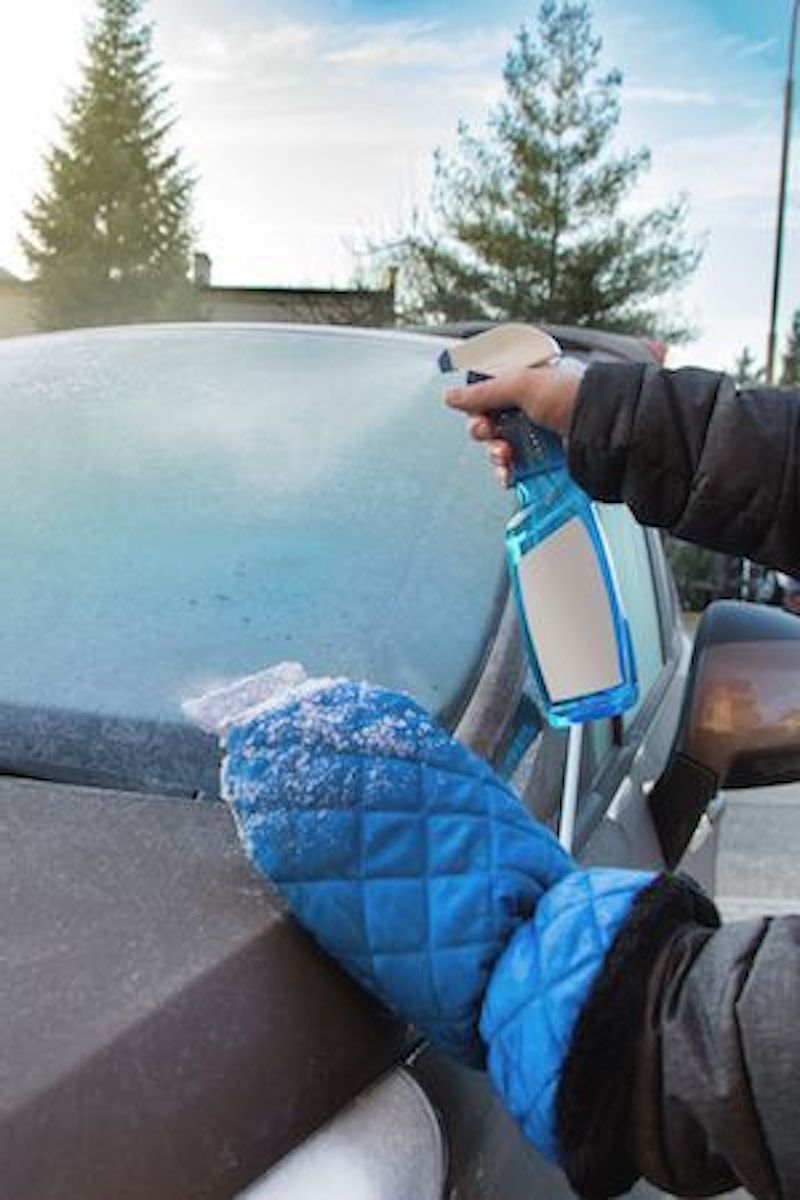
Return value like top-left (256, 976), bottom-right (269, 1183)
top-left (780, 308), bottom-right (800, 386)
top-left (21, 0), bottom-right (196, 330)
top-left (380, 1), bottom-right (701, 339)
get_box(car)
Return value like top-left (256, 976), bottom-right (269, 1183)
top-left (4, 320), bottom-right (795, 1200)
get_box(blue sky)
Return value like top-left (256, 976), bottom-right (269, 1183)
top-left (1, 0), bottom-right (797, 368)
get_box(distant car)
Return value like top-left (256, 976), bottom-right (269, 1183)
top-left (777, 572), bottom-right (800, 615)
top-left (4, 321), bottom-right (781, 1200)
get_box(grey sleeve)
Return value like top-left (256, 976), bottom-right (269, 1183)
top-left (631, 914), bottom-right (800, 1200)
top-left (554, 875), bottom-right (800, 1200)
top-left (566, 362), bottom-right (800, 575)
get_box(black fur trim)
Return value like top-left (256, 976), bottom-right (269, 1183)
top-left (555, 873), bottom-right (720, 1199)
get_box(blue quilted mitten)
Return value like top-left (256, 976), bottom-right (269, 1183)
top-left (206, 667), bottom-right (718, 1198)
top-left (219, 676), bottom-right (572, 1065)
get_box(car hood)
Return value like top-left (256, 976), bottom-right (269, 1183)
top-left (1, 774), bottom-right (409, 1200)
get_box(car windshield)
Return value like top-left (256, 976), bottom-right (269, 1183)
top-left (0, 325), bottom-right (508, 794)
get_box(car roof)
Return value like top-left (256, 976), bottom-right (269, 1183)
top-left (408, 319), bottom-right (661, 364)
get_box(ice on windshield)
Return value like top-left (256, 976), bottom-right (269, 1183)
top-left (0, 326), bottom-right (508, 792)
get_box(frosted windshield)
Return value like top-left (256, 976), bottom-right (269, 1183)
top-left (0, 326), bottom-right (508, 788)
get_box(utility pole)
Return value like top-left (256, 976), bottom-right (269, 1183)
top-left (767, 0), bottom-right (800, 384)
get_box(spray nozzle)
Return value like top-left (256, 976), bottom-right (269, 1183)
top-left (439, 324), bottom-right (566, 477)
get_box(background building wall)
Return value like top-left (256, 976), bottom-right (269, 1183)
top-left (0, 279), bottom-right (37, 337)
top-left (0, 256), bottom-right (396, 337)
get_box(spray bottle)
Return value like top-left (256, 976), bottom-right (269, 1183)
top-left (439, 323), bottom-right (637, 730)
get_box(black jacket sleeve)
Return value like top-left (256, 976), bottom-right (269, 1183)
top-left (567, 362), bottom-right (800, 575)
top-left (555, 874), bottom-right (800, 1200)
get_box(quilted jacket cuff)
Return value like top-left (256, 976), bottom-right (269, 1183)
top-left (555, 872), bottom-right (720, 1199)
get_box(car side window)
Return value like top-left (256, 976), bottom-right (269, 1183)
top-left (588, 503), bottom-right (665, 760)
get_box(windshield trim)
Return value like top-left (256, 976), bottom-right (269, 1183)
top-left (0, 321), bottom-right (455, 354)
top-left (0, 701), bottom-right (221, 799)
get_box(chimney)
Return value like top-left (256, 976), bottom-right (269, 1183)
top-left (193, 252), bottom-right (212, 288)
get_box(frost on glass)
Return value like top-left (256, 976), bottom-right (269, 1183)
top-left (0, 327), bottom-right (508, 792)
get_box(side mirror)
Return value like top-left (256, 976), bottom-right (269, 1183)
top-left (649, 599), bottom-right (800, 868)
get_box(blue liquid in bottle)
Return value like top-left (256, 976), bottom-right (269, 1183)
top-left (498, 405), bottom-right (637, 726)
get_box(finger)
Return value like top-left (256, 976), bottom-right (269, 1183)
top-left (467, 415), bottom-right (498, 442)
top-left (444, 370), bottom-right (536, 415)
top-left (488, 439), bottom-right (512, 468)
top-left (489, 440), bottom-right (513, 490)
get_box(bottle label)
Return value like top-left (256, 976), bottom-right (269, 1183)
top-left (516, 517), bottom-right (622, 701)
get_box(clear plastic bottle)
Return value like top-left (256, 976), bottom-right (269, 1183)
top-left (440, 326), bottom-right (637, 726)
top-left (499, 407), bottom-right (637, 725)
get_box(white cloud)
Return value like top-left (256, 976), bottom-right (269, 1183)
top-left (644, 126), bottom-right (781, 212)
top-left (719, 33), bottom-right (780, 61)
top-left (737, 37), bottom-right (779, 60)
top-left (323, 19), bottom-right (446, 67)
top-left (168, 14), bottom-right (508, 91)
top-left (625, 85), bottom-right (717, 107)
top-left (144, 8), bottom-right (514, 287)
top-left (320, 18), bottom-right (509, 71)
top-left (624, 84), bottom-right (770, 114)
